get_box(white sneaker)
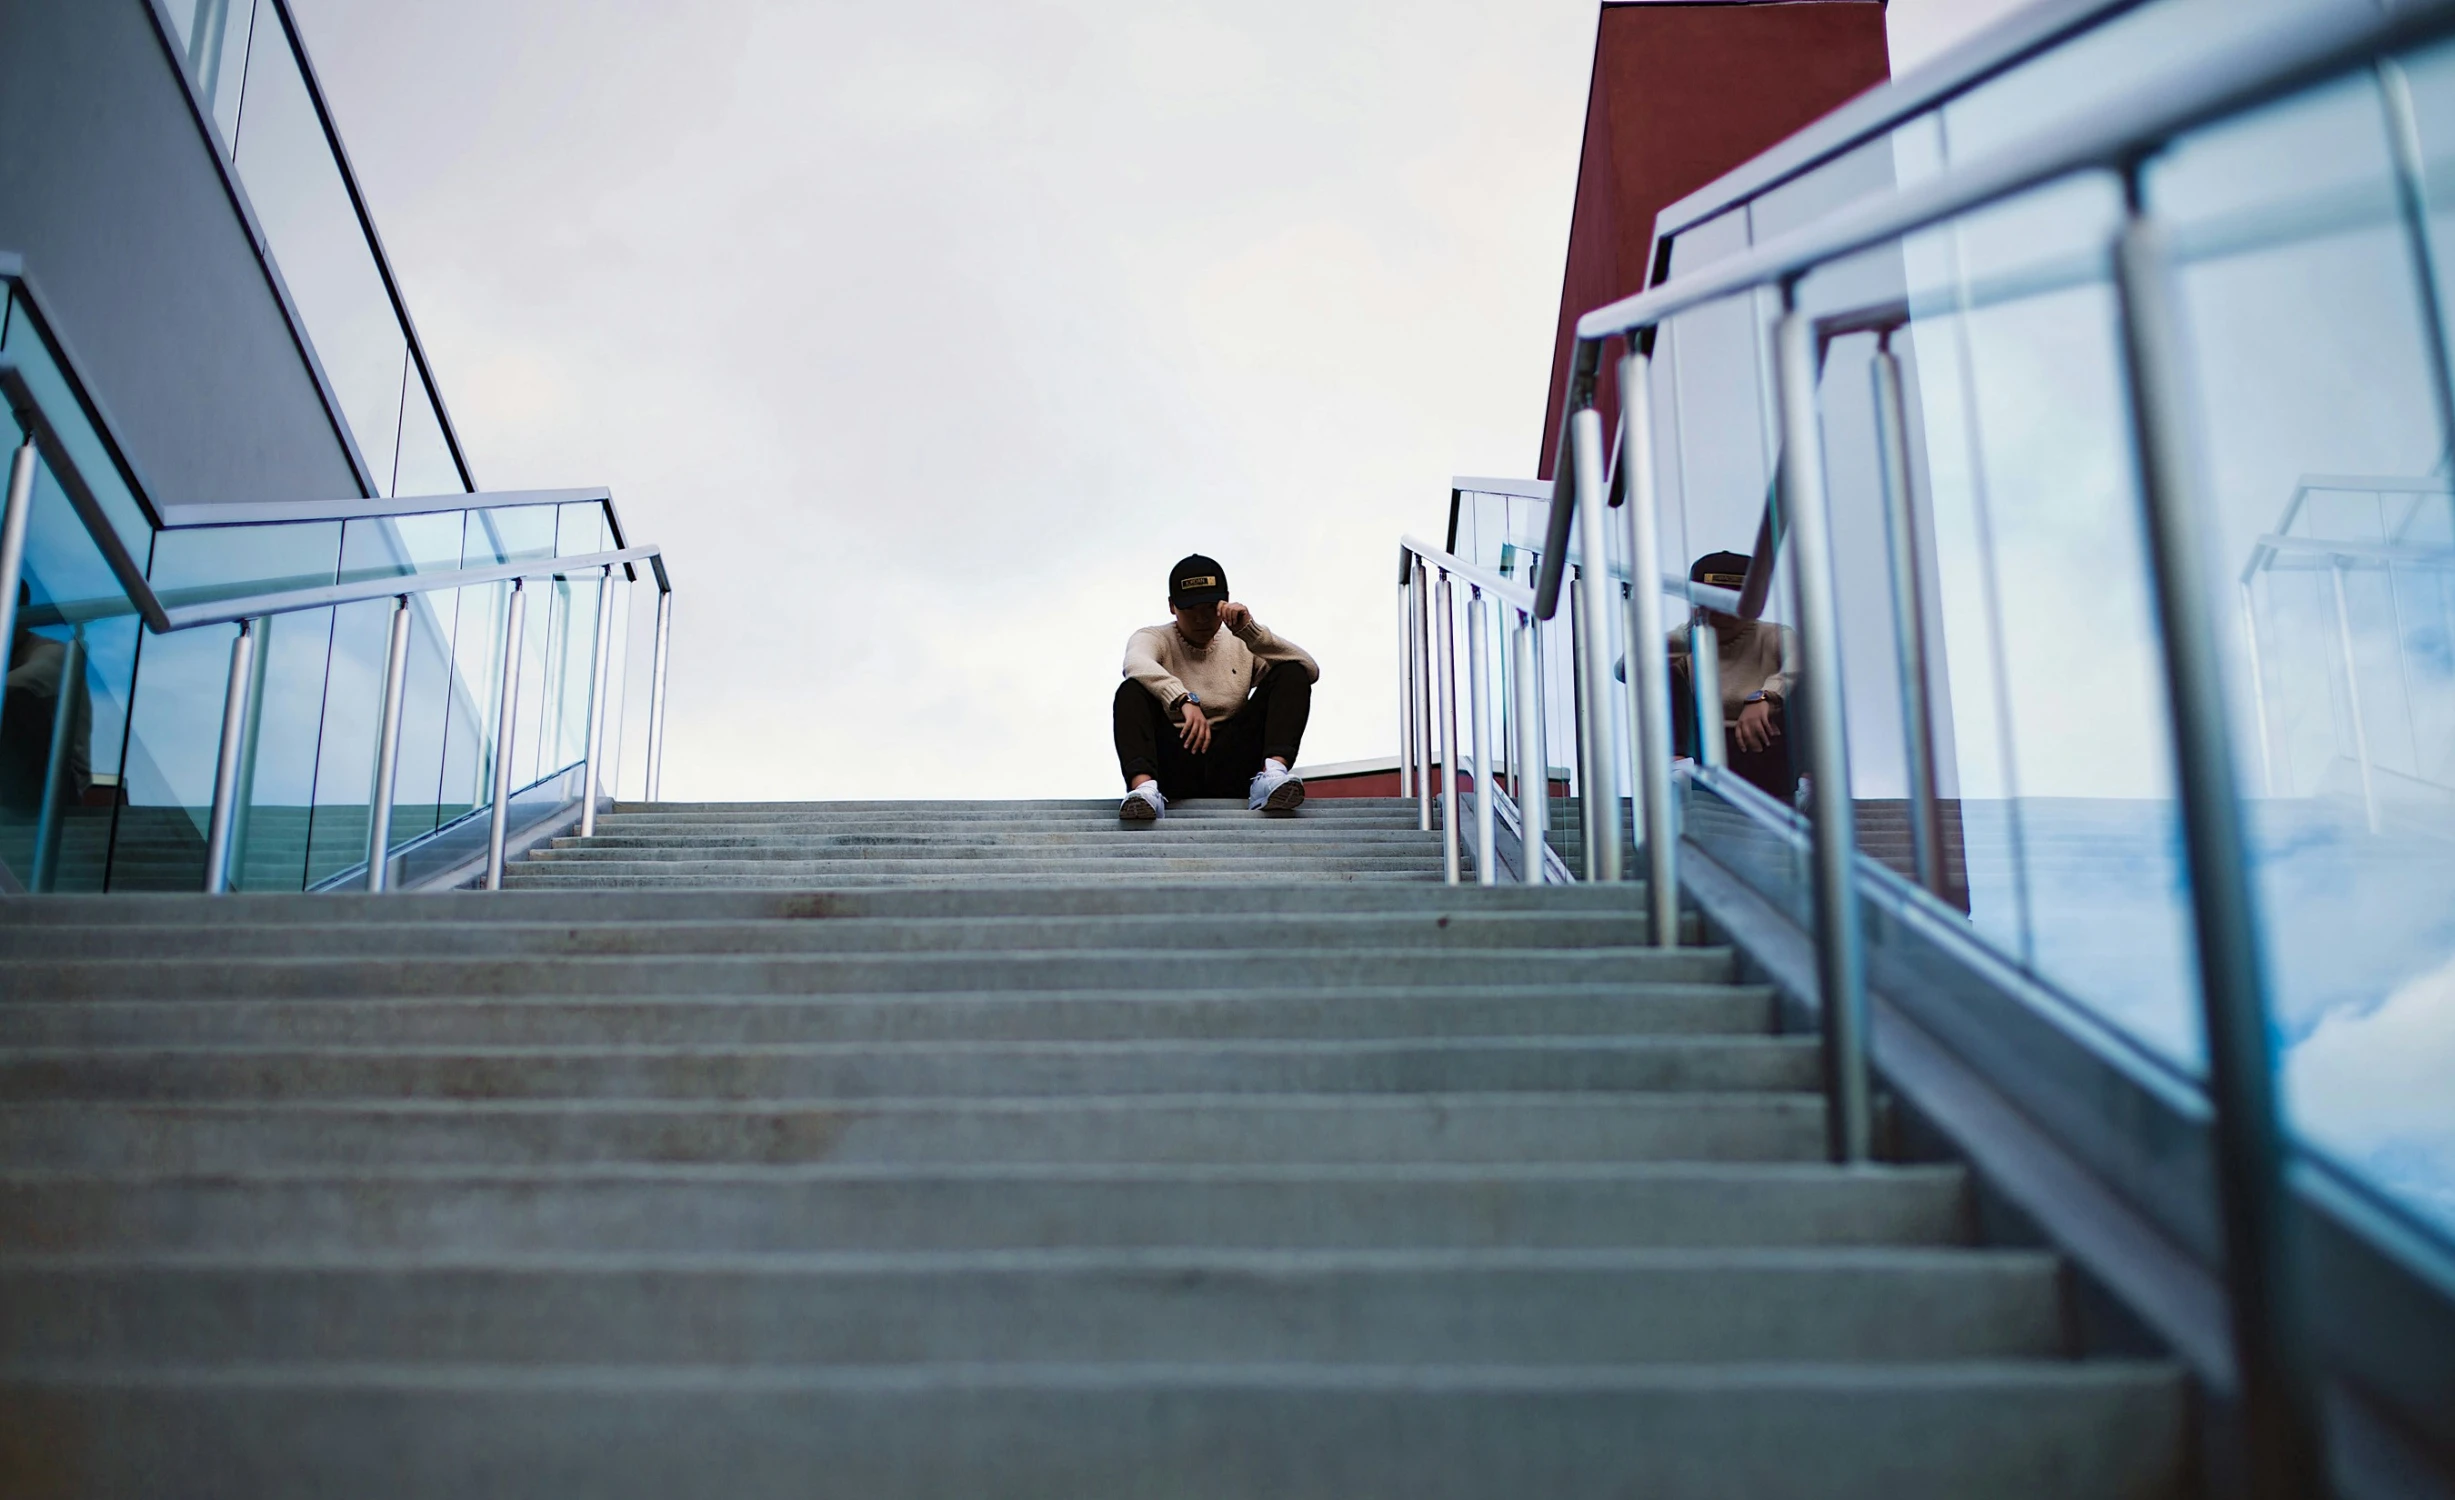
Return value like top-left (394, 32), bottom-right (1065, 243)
top-left (1120, 783), bottom-right (1166, 822)
top-left (1248, 765), bottom-right (1305, 813)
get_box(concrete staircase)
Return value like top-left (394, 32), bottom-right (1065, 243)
top-left (0, 798), bottom-right (2187, 1496)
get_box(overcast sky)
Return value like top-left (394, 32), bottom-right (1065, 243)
top-left (289, 0), bottom-right (2012, 801)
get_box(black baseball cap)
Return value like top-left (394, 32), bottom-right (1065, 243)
top-left (1690, 551), bottom-right (1750, 590)
top-left (1168, 554), bottom-right (1230, 607)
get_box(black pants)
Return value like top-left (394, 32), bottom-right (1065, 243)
top-left (1114, 670), bottom-right (1311, 799)
top-left (1670, 662), bottom-right (1799, 804)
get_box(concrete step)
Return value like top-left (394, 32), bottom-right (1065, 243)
top-left (0, 1361), bottom-right (2189, 1500)
top-left (0, 882), bottom-right (1655, 927)
top-left (0, 1163), bottom-right (1972, 1254)
top-left (0, 912), bottom-right (1685, 963)
top-left (0, 1036), bottom-right (1821, 1101)
top-left (498, 867), bottom-right (1453, 889)
top-left (0, 982), bottom-right (1767, 1047)
top-left (557, 827), bottom-right (1446, 849)
top-left (0, 946), bottom-right (1736, 1000)
top-left (0, 1094), bottom-right (1828, 1168)
top-left (604, 798), bottom-right (1424, 816)
top-left (0, 1248), bottom-right (2066, 1365)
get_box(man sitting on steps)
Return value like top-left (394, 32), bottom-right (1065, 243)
top-left (1116, 553), bottom-right (1320, 822)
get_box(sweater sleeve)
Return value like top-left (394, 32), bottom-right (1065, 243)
top-left (1123, 628), bottom-right (1191, 715)
top-left (1762, 625), bottom-right (1798, 701)
top-left (1231, 618), bottom-right (1320, 683)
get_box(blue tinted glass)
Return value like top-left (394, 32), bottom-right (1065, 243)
top-left (467, 506), bottom-right (558, 565)
top-left (229, 12), bottom-right (406, 492)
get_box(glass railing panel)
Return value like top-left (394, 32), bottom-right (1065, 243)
top-left (226, 6), bottom-right (408, 491)
top-left (149, 518), bottom-right (342, 605)
top-left (557, 502), bottom-right (610, 558)
top-left (0, 293), bottom-right (161, 562)
top-left (0, 431), bottom-right (142, 894)
top-left (302, 596), bottom-right (392, 887)
top-left (340, 508), bottom-right (468, 584)
top-left (467, 504), bottom-right (559, 566)
top-left (2149, 64), bottom-right (2455, 1237)
top-left (437, 580), bottom-right (511, 836)
top-left (380, 587), bottom-right (459, 850)
top-left (546, 569), bottom-right (603, 781)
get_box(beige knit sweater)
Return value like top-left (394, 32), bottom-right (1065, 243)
top-left (1667, 618), bottom-right (1797, 724)
top-left (1123, 618), bottom-right (1320, 723)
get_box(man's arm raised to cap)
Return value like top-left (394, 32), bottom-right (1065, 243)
top-left (1221, 603), bottom-right (1321, 683)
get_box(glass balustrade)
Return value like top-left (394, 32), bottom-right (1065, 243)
top-left (1545, 7), bottom-right (2455, 1251)
top-left (0, 271), bottom-right (666, 897)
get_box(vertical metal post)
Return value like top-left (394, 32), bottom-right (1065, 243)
top-left (1773, 298), bottom-right (1871, 1165)
top-left (1512, 610), bottom-right (1547, 884)
top-left (202, 621), bottom-right (256, 894)
top-left (1436, 572), bottom-right (1462, 885)
top-left (1467, 588), bottom-right (1498, 887)
top-left (1568, 572), bottom-right (1597, 877)
top-left (484, 580), bottom-right (528, 892)
top-left (1413, 557), bottom-right (1435, 832)
top-left (646, 589), bottom-right (673, 803)
top-left (580, 566), bottom-right (616, 839)
top-left (363, 596), bottom-right (413, 892)
top-left (1692, 620), bottom-right (1727, 770)
top-left (1398, 572), bottom-right (1417, 801)
top-left (2115, 208), bottom-right (2325, 1500)
top-left (1872, 338), bottom-right (1948, 898)
top-left (31, 631), bottom-right (85, 892)
top-left (0, 439), bottom-right (34, 657)
top-left (1570, 406), bottom-right (1625, 881)
top-left (2329, 560), bottom-right (2380, 833)
top-left (2241, 580), bottom-right (2277, 797)
top-left (1620, 351), bottom-right (1680, 944)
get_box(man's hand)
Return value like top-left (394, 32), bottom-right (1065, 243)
top-left (1177, 700), bottom-right (1212, 754)
top-left (1218, 601), bottom-right (1251, 633)
top-left (1734, 698), bottom-right (1781, 754)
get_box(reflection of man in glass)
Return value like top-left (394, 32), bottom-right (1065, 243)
top-left (2, 591), bottom-right (91, 817)
top-left (1669, 550), bottom-right (1799, 804)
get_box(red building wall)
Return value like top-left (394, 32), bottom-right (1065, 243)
top-left (1537, 1), bottom-right (1891, 475)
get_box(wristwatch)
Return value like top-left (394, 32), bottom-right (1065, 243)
top-left (1744, 690), bottom-right (1781, 708)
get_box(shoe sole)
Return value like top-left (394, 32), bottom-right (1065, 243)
top-left (1258, 779), bottom-right (1307, 814)
top-left (1119, 799), bottom-right (1161, 823)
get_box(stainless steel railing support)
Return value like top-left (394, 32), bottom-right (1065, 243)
top-left (1691, 619), bottom-right (1726, 770)
top-left (484, 580), bottom-right (528, 892)
top-left (1871, 338), bottom-right (1949, 899)
top-left (1436, 570), bottom-right (1462, 885)
top-left (30, 630), bottom-right (85, 892)
top-left (1397, 576), bottom-right (1417, 800)
top-left (1511, 609), bottom-right (1547, 883)
top-left (1570, 406), bottom-right (1625, 881)
top-left (1618, 351), bottom-right (1679, 945)
top-left (2328, 559), bottom-right (2379, 833)
top-left (2114, 205), bottom-right (2325, 1500)
top-left (363, 595), bottom-right (412, 892)
top-left (1772, 303), bottom-right (1872, 1165)
top-left (0, 441), bottom-right (33, 653)
top-left (1412, 556), bottom-right (1435, 832)
top-left (646, 588), bottom-right (673, 803)
top-left (1568, 570), bottom-right (1598, 879)
top-left (1466, 587), bottom-right (1498, 887)
top-left (202, 620), bottom-right (257, 894)
top-left (580, 565), bottom-right (616, 839)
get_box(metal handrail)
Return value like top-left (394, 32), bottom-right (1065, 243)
top-left (1396, 535), bottom-right (1536, 612)
top-left (1506, 1), bottom-right (2455, 1490)
top-left (161, 544), bottom-right (664, 631)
